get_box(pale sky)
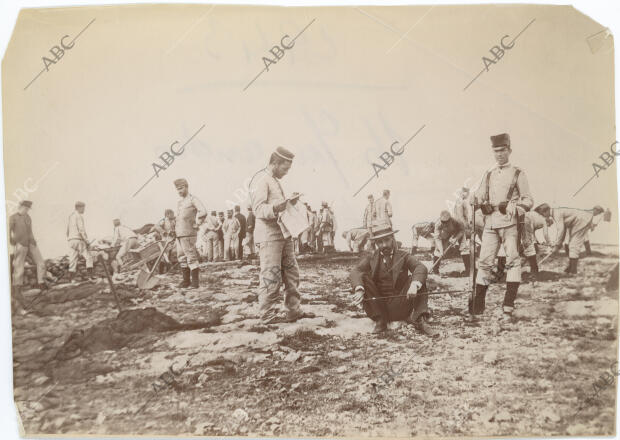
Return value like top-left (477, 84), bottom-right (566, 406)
top-left (2, 4), bottom-right (617, 257)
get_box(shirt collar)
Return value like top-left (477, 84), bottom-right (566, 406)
top-left (497, 162), bottom-right (512, 169)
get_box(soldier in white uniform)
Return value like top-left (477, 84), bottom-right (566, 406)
top-left (471, 133), bottom-right (533, 321)
top-left (174, 178), bottom-right (206, 288)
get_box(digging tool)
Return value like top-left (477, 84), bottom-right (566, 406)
top-left (136, 239), bottom-right (174, 290)
top-left (98, 254), bottom-right (123, 311)
top-left (429, 240), bottom-right (458, 272)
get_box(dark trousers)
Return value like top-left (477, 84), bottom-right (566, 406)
top-left (237, 237), bottom-right (244, 260)
top-left (361, 274), bottom-right (429, 322)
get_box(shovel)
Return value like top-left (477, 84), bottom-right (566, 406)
top-left (136, 239), bottom-right (174, 290)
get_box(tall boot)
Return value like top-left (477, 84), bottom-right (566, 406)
top-left (569, 258), bottom-right (579, 274)
top-left (178, 267), bottom-right (191, 288)
top-left (431, 256), bottom-right (440, 274)
top-left (461, 255), bottom-right (471, 277)
top-left (528, 255), bottom-right (539, 274)
top-left (469, 284), bottom-right (488, 315)
top-left (584, 241), bottom-right (592, 256)
top-left (503, 282), bottom-right (519, 313)
top-left (190, 268), bottom-right (200, 288)
top-left (564, 259), bottom-right (572, 273)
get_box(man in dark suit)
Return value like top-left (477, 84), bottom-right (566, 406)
top-left (234, 205), bottom-right (247, 260)
top-left (350, 220), bottom-right (438, 336)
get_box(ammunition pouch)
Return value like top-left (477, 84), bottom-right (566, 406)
top-left (498, 201), bottom-right (508, 215)
top-left (480, 202), bottom-right (494, 215)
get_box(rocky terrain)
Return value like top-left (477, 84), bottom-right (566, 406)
top-left (11, 245), bottom-right (619, 437)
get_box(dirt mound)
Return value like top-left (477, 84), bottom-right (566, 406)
top-left (54, 307), bottom-right (223, 360)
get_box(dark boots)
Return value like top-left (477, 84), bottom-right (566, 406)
top-left (528, 255), bottom-right (539, 275)
top-left (564, 258), bottom-right (578, 274)
top-left (462, 255), bottom-right (471, 276)
top-left (503, 282), bottom-right (519, 311)
top-left (585, 241), bottom-right (592, 256)
top-left (431, 256), bottom-right (440, 274)
top-left (190, 268), bottom-right (200, 288)
top-left (469, 284), bottom-right (488, 315)
top-left (178, 267), bottom-right (191, 288)
top-left (372, 318), bottom-right (388, 334)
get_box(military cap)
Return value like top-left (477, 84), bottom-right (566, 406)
top-left (368, 220), bottom-right (399, 240)
top-left (490, 133), bottom-right (511, 149)
top-left (174, 178), bottom-right (188, 188)
top-left (534, 203), bottom-right (550, 214)
top-left (367, 194), bottom-right (373, 199)
top-left (274, 146), bottom-right (295, 161)
top-left (113, 218), bottom-right (121, 225)
top-left (210, 211), bottom-right (217, 215)
top-left (321, 201), bottom-right (328, 207)
top-left (234, 205), bottom-right (241, 211)
top-left (75, 201), bottom-right (85, 208)
top-left (440, 210), bottom-right (451, 221)
top-left (19, 200), bottom-right (32, 208)
top-left (218, 211), bottom-right (224, 215)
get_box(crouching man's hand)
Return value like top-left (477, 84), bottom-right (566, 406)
top-left (353, 286), bottom-right (365, 306)
top-left (407, 281), bottom-right (423, 301)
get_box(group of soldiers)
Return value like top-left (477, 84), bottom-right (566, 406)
top-left (8, 136), bottom-right (612, 335)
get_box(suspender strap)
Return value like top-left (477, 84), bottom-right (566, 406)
top-left (485, 171), bottom-right (492, 202)
top-left (507, 169), bottom-right (521, 200)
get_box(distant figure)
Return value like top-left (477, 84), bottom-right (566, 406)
top-left (66, 201), bottom-right (95, 282)
top-left (375, 190), bottom-right (393, 225)
top-left (319, 202), bottom-right (334, 252)
top-left (202, 211), bottom-right (221, 262)
top-left (433, 210), bottom-right (468, 275)
top-left (217, 212), bottom-right (225, 261)
top-left (234, 205), bottom-right (247, 260)
top-left (363, 194), bottom-right (376, 230)
top-left (536, 204), bottom-right (605, 274)
top-left (223, 209), bottom-right (241, 261)
top-left (10, 200), bottom-right (47, 291)
top-left (350, 220), bottom-right (437, 336)
top-left (111, 219), bottom-right (139, 274)
top-left (245, 207), bottom-right (256, 258)
top-left (411, 221), bottom-right (436, 255)
top-left (342, 228), bottom-right (370, 252)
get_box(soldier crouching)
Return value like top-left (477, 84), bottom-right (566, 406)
top-left (350, 220), bottom-right (438, 336)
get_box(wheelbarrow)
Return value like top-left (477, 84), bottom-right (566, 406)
top-left (136, 238), bottom-right (175, 290)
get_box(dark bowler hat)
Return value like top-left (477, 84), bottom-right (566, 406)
top-left (174, 178), bottom-right (188, 188)
top-left (490, 133), bottom-right (511, 149)
top-left (19, 200), bottom-right (32, 208)
top-left (534, 203), bottom-right (550, 214)
top-left (368, 220), bottom-right (399, 240)
top-left (274, 146), bottom-right (295, 161)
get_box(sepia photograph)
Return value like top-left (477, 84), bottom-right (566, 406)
top-left (1, 1), bottom-right (619, 438)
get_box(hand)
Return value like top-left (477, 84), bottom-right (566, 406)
top-left (407, 281), bottom-right (422, 301)
top-left (449, 237), bottom-right (457, 246)
top-left (353, 287), bottom-right (365, 306)
top-left (273, 200), bottom-right (288, 213)
top-left (290, 192), bottom-right (300, 206)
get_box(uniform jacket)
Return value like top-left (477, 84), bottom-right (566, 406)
top-left (434, 217), bottom-right (464, 241)
top-left (67, 211), bottom-right (88, 241)
top-left (235, 213), bottom-right (247, 238)
top-left (375, 197), bottom-right (393, 221)
top-left (112, 225), bottom-right (137, 245)
top-left (350, 248), bottom-right (427, 292)
top-left (363, 202), bottom-right (376, 228)
top-left (10, 213), bottom-right (36, 247)
top-left (176, 193), bottom-right (207, 237)
top-left (525, 211), bottom-right (550, 243)
top-left (249, 168), bottom-right (286, 243)
top-left (552, 208), bottom-right (593, 247)
top-left (320, 209), bottom-right (333, 232)
top-left (473, 163), bottom-right (533, 229)
top-left (223, 217), bottom-right (241, 236)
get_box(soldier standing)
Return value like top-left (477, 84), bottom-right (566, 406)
top-left (66, 201), bottom-right (95, 282)
top-left (471, 133), bottom-right (533, 321)
top-left (174, 178), bottom-right (206, 288)
top-left (249, 147), bottom-right (312, 324)
top-left (245, 207), bottom-right (256, 257)
top-left (10, 200), bottom-right (47, 291)
top-left (234, 205), bottom-right (247, 260)
top-left (375, 189), bottom-right (393, 225)
top-left (363, 194), bottom-right (376, 230)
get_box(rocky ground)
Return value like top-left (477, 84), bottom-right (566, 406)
top-left (11, 245), bottom-right (619, 437)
